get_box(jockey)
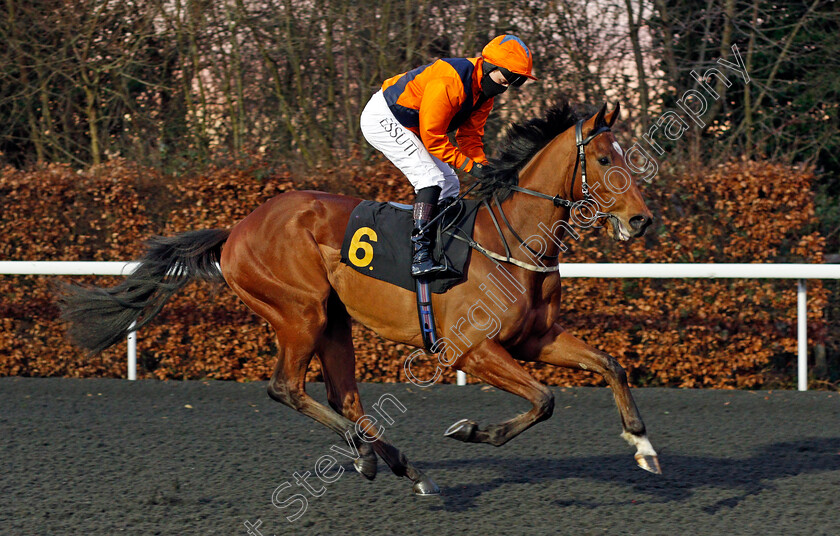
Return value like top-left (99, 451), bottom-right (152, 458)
top-left (360, 34), bottom-right (537, 277)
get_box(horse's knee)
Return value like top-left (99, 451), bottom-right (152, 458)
top-left (604, 354), bottom-right (628, 384)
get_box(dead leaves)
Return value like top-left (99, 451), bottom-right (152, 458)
top-left (0, 159), bottom-right (828, 388)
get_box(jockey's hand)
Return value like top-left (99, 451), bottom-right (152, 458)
top-left (468, 162), bottom-right (496, 181)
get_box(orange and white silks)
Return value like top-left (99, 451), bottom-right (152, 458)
top-left (380, 57), bottom-right (492, 173)
top-left (360, 90), bottom-right (461, 199)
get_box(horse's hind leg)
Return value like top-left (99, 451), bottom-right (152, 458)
top-left (318, 296), bottom-right (440, 495)
top-left (262, 327), bottom-right (414, 490)
top-left (224, 273), bottom-right (371, 481)
top-left (317, 296), bottom-right (377, 481)
top-left (263, 319), bottom-right (360, 440)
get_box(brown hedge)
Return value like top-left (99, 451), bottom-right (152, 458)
top-left (0, 158), bottom-right (827, 388)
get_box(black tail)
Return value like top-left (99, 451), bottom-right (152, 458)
top-left (58, 229), bottom-right (230, 354)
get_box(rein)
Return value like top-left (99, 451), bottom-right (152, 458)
top-left (451, 119), bottom-right (612, 273)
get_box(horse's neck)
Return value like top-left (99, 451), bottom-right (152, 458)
top-left (497, 131), bottom-right (577, 255)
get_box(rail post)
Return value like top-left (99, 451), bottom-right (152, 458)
top-left (127, 321), bottom-right (137, 381)
top-left (797, 279), bottom-right (807, 391)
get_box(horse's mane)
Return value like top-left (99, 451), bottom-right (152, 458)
top-left (474, 99), bottom-right (584, 202)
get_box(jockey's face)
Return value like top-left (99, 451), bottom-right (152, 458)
top-left (481, 63), bottom-right (525, 98)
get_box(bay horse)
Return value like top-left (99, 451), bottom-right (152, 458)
top-left (60, 101), bottom-right (660, 496)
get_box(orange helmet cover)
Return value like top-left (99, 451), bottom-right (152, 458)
top-left (481, 35), bottom-right (537, 80)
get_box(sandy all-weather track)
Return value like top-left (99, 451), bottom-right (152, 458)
top-left (1, 377), bottom-right (838, 535)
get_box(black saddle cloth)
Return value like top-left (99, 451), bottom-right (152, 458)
top-left (339, 200), bottom-right (480, 293)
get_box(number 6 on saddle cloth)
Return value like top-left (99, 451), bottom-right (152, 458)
top-left (340, 199), bottom-right (481, 350)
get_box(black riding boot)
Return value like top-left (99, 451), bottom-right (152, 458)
top-left (411, 187), bottom-right (446, 277)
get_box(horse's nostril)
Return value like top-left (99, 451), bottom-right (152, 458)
top-left (629, 215), bottom-right (649, 230)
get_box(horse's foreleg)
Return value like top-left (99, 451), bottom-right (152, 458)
top-left (318, 302), bottom-right (439, 495)
top-left (446, 340), bottom-right (554, 447)
top-left (520, 324), bottom-right (661, 474)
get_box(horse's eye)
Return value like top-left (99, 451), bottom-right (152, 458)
top-left (598, 157), bottom-right (610, 165)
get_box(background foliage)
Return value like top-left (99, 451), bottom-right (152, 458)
top-left (1, 0), bottom-right (838, 387)
top-left (0, 158), bottom-right (830, 388)
top-left (2, 1), bottom-right (837, 172)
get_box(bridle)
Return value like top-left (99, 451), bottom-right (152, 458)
top-left (441, 118), bottom-right (616, 273)
top-left (503, 119), bottom-right (611, 208)
top-left (453, 119), bottom-right (613, 272)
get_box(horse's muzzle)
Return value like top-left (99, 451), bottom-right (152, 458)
top-left (629, 214), bottom-right (653, 237)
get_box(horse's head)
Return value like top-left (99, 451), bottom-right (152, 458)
top-left (476, 101), bottom-right (653, 252)
top-left (575, 103), bottom-right (653, 241)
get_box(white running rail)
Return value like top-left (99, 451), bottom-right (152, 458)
top-left (2, 261), bottom-right (838, 390)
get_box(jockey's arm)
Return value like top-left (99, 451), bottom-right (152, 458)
top-left (455, 98), bottom-right (493, 165)
top-left (418, 79), bottom-right (476, 173)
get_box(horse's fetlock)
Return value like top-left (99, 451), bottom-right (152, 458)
top-left (626, 419), bottom-right (646, 436)
top-left (488, 429), bottom-right (508, 447)
top-left (537, 391), bottom-right (555, 421)
top-left (358, 441), bottom-right (375, 458)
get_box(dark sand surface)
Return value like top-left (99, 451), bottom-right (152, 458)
top-left (1, 378), bottom-right (838, 535)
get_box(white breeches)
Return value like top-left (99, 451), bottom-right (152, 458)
top-left (360, 90), bottom-right (460, 200)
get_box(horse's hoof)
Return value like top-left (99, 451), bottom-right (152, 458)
top-left (412, 474), bottom-right (441, 496)
top-left (444, 419), bottom-right (477, 442)
top-left (635, 453), bottom-right (662, 475)
top-left (353, 454), bottom-right (378, 481)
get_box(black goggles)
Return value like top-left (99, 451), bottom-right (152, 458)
top-left (496, 66), bottom-right (527, 87)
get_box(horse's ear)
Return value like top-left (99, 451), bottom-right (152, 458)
top-left (606, 102), bottom-right (621, 127)
top-left (594, 103), bottom-right (608, 128)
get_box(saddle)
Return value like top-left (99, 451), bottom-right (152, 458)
top-left (340, 199), bottom-right (480, 293)
top-left (340, 199), bottom-right (481, 351)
